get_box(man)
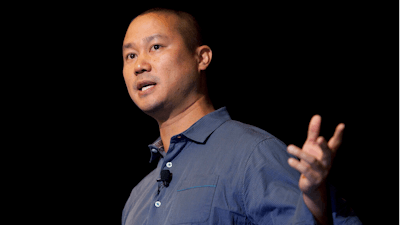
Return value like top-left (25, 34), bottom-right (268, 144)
top-left (121, 8), bottom-right (361, 224)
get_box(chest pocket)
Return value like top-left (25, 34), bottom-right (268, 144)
top-left (168, 174), bottom-right (219, 224)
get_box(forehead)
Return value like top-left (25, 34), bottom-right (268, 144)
top-left (123, 13), bottom-right (180, 45)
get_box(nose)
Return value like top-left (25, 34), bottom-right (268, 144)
top-left (134, 54), bottom-right (151, 75)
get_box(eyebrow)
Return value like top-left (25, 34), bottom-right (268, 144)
top-left (123, 34), bottom-right (169, 50)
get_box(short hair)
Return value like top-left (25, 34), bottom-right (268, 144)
top-left (137, 8), bottom-right (203, 53)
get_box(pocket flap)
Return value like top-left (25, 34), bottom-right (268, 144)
top-left (177, 175), bottom-right (219, 192)
top-left (169, 174), bottom-right (219, 224)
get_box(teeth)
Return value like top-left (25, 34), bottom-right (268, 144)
top-left (141, 84), bottom-right (154, 91)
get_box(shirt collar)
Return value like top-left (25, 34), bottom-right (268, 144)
top-left (181, 106), bottom-right (231, 143)
top-left (147, 107), bottom-right (231, 161)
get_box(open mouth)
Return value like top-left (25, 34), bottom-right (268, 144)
top-left (141, 84), bottom-right (155, 91)
top-left (137, 81), bottom-right (157, 92)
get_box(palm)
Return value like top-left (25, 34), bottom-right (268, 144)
top-left (287, 115), bottom-right (345, 195)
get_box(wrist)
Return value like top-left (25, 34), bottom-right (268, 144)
top-left (303, 183), bottom-right (331, 225)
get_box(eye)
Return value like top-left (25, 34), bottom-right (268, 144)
top-left (126, 53), bottom-right (136, 60)
top-left (152, 44), bottom-right (161, 51)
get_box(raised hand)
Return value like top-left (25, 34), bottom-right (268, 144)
top-left (287, 115), bottom-right (345, 224)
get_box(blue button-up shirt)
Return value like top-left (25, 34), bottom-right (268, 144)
top-left (122, 107), bottom-right (361, 224)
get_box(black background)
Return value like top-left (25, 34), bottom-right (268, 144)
top-left (14, 2), bottom-right (398, 224)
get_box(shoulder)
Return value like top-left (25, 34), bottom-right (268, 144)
top-left (206, 119), bottom-right (291, 167)
top-left (217, 119), bottom-right (297, 172)
top-left (214, 119), bottom-right (286, 149)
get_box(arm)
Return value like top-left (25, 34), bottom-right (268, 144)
top-left (287, 115), bottom-right (344, 225)
top-left (243, 138), bottom-right (317, 224)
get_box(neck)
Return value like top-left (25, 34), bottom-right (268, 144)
top-left (157, 95), bottom-right (215, 152)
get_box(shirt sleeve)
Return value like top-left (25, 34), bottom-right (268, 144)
top-left (242, 137), bottom-right (362, 225)
top-left (242, 137), bottom-right (316, 224)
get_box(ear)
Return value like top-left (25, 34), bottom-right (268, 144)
top-left (196, 45), bottom-right (212, 71)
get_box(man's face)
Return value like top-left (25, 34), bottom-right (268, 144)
top-left (122, 13), bottom-right (201, 119)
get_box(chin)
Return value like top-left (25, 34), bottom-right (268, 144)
top-left (134, 98), bottom-right (165, 117)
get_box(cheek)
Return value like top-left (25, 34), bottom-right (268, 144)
top-left (156, 53), bottom-right (196, 85)
top-left (152, 56), bottom-right (176, 87)
top-left (157, 65), bottom-right (185, 95)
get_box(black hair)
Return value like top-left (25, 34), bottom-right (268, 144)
top-left (137, 7), bottom-right (203, 53)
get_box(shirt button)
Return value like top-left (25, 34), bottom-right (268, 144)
top-left (151, 148), bottom-right (158, 153)
top-left (166, 162), bottom-right (172, 168)
top-left (155, 201), bottom-right (161, 207)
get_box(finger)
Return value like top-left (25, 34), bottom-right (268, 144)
top-left (327, 123), bottom-right (345, 152)
top-left (307, 115), bottom-right (322, 143)
top-left (288, 157), bottom-right (319, 183)
top-left (316, 136), bottom-right (334, 166)
top-left (287, 144), bottom-right (320, 166)
top-left (317, 136), bottom-right (333, 156)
